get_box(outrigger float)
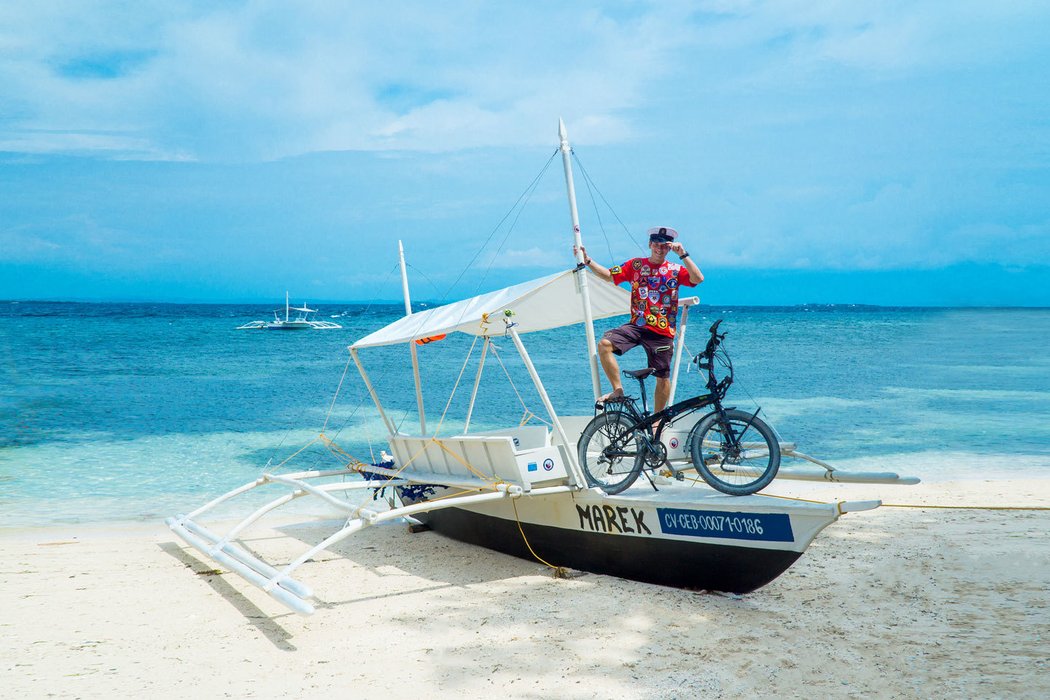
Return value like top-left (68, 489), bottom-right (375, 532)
top-left (168, 121), bottom-right (917, 615)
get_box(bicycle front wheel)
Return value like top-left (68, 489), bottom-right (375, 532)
top-left (577, 411), bottom-right (644, 495)
top-left (689, 409), bottom-right (780, 495)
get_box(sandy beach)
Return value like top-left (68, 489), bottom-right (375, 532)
top-left (3, 478), bottom-right (1048, 699)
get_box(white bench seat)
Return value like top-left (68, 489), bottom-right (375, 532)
top-left (388, 434), bottom-right (571, 491)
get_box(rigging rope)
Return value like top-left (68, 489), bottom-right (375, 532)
top-left (466, 155), bottom-right (559, 301)
top-left (322, 352), bottom-right (355, 435)
top-left (433, 334), bottom-right (481, 435)
top-left (265, 261), bottom-right (404, 474)
top-left (268, 147), bottom-right (575, 478)
top-left (573, 151), bottom-right (646, 257)
top-left (441, 148), bottom-right (559, 302)
top-left (489, 341), bottom-right (551, 427)
top-left (510, 497), bottom-right (570, 577)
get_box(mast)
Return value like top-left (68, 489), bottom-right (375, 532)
top-left (559, 119), bottom-right (602, 401)
top-left (398, 240), bottom-right (427, 435)
top-left (285, 291), bottom-right (290, 322)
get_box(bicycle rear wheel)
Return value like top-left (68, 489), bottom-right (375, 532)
top-left (577, 411), bottom-right (644, 495)
top-left (688, 409), bottom-right (780, 495)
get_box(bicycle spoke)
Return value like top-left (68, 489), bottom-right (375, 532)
top-left (578, 411), bottom-right (645, 494)
top-left (690, 410), bottom-right (780, 495)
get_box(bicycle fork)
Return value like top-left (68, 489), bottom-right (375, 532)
top-left (712, 407), bottom-right (763, 469)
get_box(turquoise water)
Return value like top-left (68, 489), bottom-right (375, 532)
top-left (2, 301), bottom-right (1049, 526)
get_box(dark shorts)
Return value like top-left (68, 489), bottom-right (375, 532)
top-left (603, 324), bottom-right (675, 378)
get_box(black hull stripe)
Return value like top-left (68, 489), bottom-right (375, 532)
top-left (422, 507), bottom-right (803, 594)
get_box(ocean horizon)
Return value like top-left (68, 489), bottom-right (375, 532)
top-left (6, 298), bottom-right (1050, 310)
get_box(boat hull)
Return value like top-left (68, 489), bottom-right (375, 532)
top-left (421, 506), bottom-right (802, 593)
top-left (405, 483), bottom-right (840, 594)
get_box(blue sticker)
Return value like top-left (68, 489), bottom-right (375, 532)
top-left (657, 508), bottom-right (795, 542)
top-left (527, 462), bottom-right (538, 472)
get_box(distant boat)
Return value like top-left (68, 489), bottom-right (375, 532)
top-left (237, 292), bottom-right (342, 330)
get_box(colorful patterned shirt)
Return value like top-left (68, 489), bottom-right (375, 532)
top-left (609, 257), bottom-right (697, 338)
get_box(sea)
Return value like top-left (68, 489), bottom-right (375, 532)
top-left (2, 301), bottom-right (1049, 527)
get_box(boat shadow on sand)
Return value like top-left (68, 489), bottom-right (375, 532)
top-left (157, 539), bottom-right (300, 649)
top-left (273, 518), bottom-right (565, 594)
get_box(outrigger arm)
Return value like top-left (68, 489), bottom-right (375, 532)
top-left (167, 465), bottom-right (575, 615)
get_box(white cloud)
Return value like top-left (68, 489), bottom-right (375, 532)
top-left (480, 246), bottom-right (563, 270)
top-left (2, 2), bottom-right (1046, 161)
top-left (0, 2), bottom-right (697, 161)
top-left (1, 0), bottom-right (1048, 291)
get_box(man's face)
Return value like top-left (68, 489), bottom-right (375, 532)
top-left (649, 240), bottom-right (671, 260)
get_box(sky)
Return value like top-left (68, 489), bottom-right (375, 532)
top-left (1, 1), bottom-right (1048, 306)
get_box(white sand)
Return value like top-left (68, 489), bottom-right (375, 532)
top-left (3, 478), bottom-right (1048, 699)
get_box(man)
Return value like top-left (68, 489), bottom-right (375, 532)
top-left (575, 226), bottom-right (704, 412)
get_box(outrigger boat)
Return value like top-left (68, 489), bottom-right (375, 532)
top-left (169, 121), bottom-right (917, 615)
top-left (237, 291), bottom-right (342, 330)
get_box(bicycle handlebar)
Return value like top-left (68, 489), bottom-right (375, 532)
top-left (703, 319), bottom-right (726, 357)
top-left (694, 319), bottom-right (731, 395)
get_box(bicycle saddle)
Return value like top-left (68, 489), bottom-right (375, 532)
top-left (623, 368), bottom-right (655, 380)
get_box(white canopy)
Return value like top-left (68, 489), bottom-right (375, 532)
top-left (351, 268), bottom-right (630, 349)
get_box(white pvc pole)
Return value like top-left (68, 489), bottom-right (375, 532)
top-left (668, 298), bottom-right (698, 405)
top-left (350, 347), bottom-right (396, 436)
top-left (559, 119), bottom-right (602, 402)
top-left (398, 240), bottom-right (427, 435)
top-left (507, 324), bottom-right (587, 488)
top-left (463, 338), bottom-right (489, 433)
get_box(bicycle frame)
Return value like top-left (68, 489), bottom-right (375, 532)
top-left (582, 319), bottom-right (781, 495)
top-left (598, 319), bottom-right (746, 463)
top-left (609, 392), bottom-right (716, 444)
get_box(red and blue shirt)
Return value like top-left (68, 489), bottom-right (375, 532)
top-left (609, 257), bottom-right (697, 338)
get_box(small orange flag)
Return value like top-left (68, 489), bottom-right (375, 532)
top-left (415, 334), bottom-right (446, 346)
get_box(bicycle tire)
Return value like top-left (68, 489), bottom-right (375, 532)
top-left (577, 411), bottom-right (644, 495)
top-left (688, 409), bottom-right (780, 496)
